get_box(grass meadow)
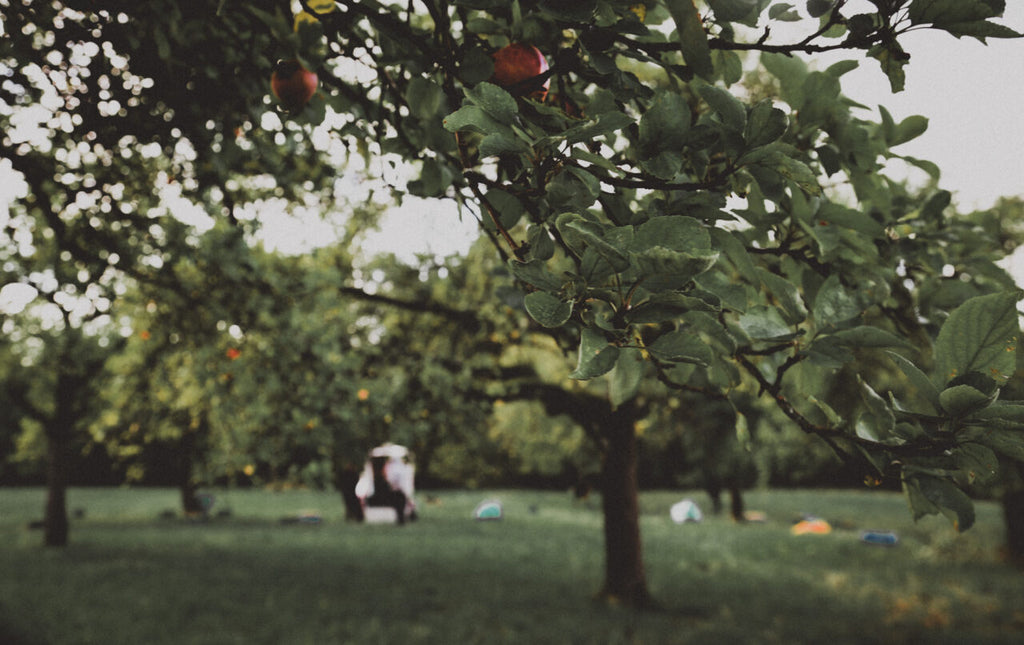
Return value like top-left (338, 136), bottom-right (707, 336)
top-left (1, 487), bottom-right (1022, 644)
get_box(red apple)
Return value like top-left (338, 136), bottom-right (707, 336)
top-left (490, 43), bottom-right (549, 100)
top-left (271, 59), bottom-right (318, 112)
top-left (226, 347), bottom-right (241, 360)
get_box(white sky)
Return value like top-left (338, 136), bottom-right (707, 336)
top-left (795, 2), bottom-right (1024, 212)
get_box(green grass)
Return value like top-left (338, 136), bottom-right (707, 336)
top-left (1, 487), bottom-right (1022, 644)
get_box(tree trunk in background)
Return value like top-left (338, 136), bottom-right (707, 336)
top-left (730, 486), bottom-right (745, 522)
top-left (598, 404), bottom-right (652, 608)
top-left (1004, 489), bottom-right (1024, 561)
top-left (43, 365), bottom-right (79, 547)
top-left (178, 428), bottom-right (203, 515)
top-left (334, 461), bottom-right (364, 521)
top-left (1004, 463), bottom-right (1024, 562)
top-left (43, 430), bottom-right (70, 547)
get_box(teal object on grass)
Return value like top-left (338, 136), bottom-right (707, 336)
top-left (474, 500), bottom-right (503, 520)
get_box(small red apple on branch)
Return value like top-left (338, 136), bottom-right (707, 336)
top-left (490, 43), bottom-right (549, 100)
top-left (271, 59), bottom-right (318, 112)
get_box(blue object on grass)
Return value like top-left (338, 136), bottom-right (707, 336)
top-left (860, 530), bottom-right (899, 546)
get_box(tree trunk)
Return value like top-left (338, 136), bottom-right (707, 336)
top-left (598, 406), bottom-right (653, 608)
top-left (1004, 463), bottom-right (1024, 563)
top-left (178, 429), bottom-right (203, 515)
top-left (334, 461), bottom-right (364, 521)
top-left (729, 486), bottom-right (745, 522)
top-left (43, 364), bottom-right (79, 548)
top-left (43, 429), bottom-right (70, 547)
top-left (1004, 488), bottom-right (1024, 561)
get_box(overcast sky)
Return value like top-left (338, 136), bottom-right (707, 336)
top-left (803, 2), bottom-right (1024, 211)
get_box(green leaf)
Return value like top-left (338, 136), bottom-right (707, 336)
top-left (630, 216), bottom-right (720, 283)
top-left (812, 274), bottom-right (861, 328)
top-left (647, 329), bottom-right (714, 365)
top-left (405, 78), bottom-right (445, 120)
top-left (744, 100), bottom-right (788, 148)
top-left (855, 378), bottom-right (897, 443)
top-left (760, 53), bottom-right (808, 107)
top-left (869, 43), bottom-right (908, 93)
top-left (523, 291), bottom-right (572, 328)
top-left (546, 167), bottom-right (601, 211)
top-left (609, 347), bottom-right (646, 408)
top-left (698, 83), bottom-right (746, 131)
top-left (625, 293), bottom-right (720, 324)
top-left (903, 473), bottom-right (976, 531)
top-left (565, 111), bottom-right (635, 144)
top-left (738, 305), bottom-right (793, 341)
top-left (632, 216), bottom-right (710, 253)
top-left (707, 0), bottom-right (763, 23)
top-left (558, 215), bottom-right (631, 271)
top-left (526, 224), bottom-right (555, 261)
top-left (806, 0), bottom-right (836, 18)
top-left (487, 189), bottom-right (525, 230)
top-left (638, 90), bottom-right (691, 154)
top-left (459, 46), bottom-right (495, 84)
top-left (570, 327), bottom-right (620, 379)
top-left (908, 0), bottom-right (1000, 27)
top-left (465, 82), bottom-right (518, 124)
top-left (830, 326), bottom-right (912, 350)
top-left (443, 105), bottom-right (501, 134)
top-left (939, 384), bottom-right (994, 418)
top-left (665, 0), bottom-right (714, 80)
top-left (713, 49), bottom-right (744, 86)
top-left (967, 427), bottom-right (1024, 461)
top-left (631, 247), bottom-right (719, 289)
top-left (942, 20), bottom-right (1023, 42)
top-left (971, 401), bottom-right (1024, 425)
top-left (507, 258), bottom-right (563, 291)
top-left (745, 148), bottom-right (821, 196)
top-left (933, 291), bottom-right (1021, 388)
top-left (768, 3), bottom-right (800, 20)
top-left (809, 395), bottom-right (843, 426)
top-left (709, 228), bottom-right (759, 284)
top-left (816, 203), bottom-right (886, 238)
top-left (479, 132), bottom-right (528, 157)
top-left (888, 114), bottom-right (929, 147)
top-left (954, 443), bottom-right (1000, 485)
top-left (887, 351), bottom-right (942, 414)
top-left (756, 268), bottom-right (807, 324)
top-left (900, 155), bottom-right (941, 180)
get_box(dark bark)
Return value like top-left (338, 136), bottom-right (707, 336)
top-left (1004, 489), bottom-right (1024, 561)
top-left (1004, 463), bottom-right (1024, 562)
top-left (179, 429), bottom-right (203, 515)
top-left (334, 461), bottom-right (364, 521)
top-left (43, 430), bottom-right (71, 547)
top-left (43, 365), bottom-right (80, 547)
top-left (598, 404), bottom-right (653, 608)
top-left (729, 486), bottom-right (745, 523)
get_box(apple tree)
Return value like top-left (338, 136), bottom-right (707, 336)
top-left (0, 0), bottom-right (339, 544)
top-left (226, 0), bottom-right (1024, 605)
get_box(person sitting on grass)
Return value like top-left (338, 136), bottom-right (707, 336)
top-left (367, 455), bottom-right (408, 524)
top-left (355, 443), bottom-right (417, 524)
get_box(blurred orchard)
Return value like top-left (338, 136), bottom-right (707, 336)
top-left (3, 0), bottom-right (1024, 606)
